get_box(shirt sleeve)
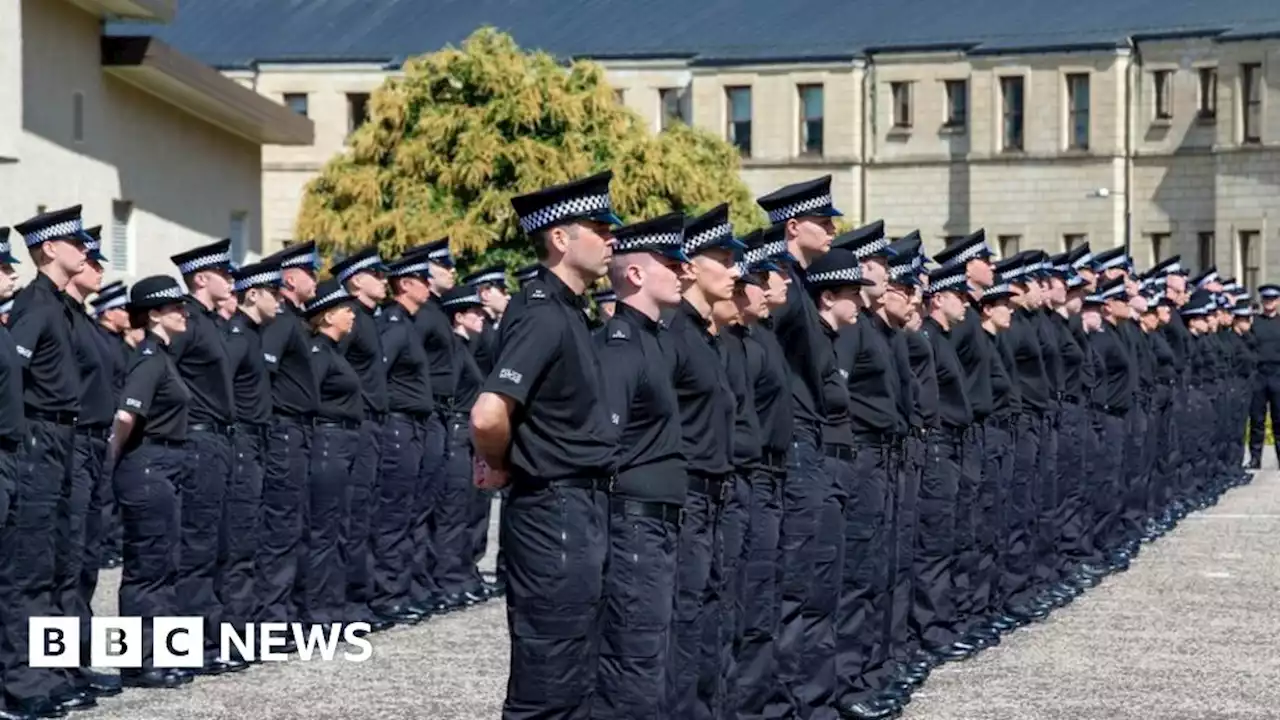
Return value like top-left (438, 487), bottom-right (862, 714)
top-left (481, 304), bottom-right (562, 406)
top-left (118, 356), bottom-right (164, 418)
top-left (595, 331), bottom-right (640, 433)
top-left (6, 301), bottom-right (45, 369)
top-left (260, 317), bottom-right (287, 374)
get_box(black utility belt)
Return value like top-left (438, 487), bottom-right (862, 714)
top-left (385, 410), bottom-right (434, 424)
top-left (189, 421), bottom-right (235, 436)
top-left (1090, 405), bottom-right (1129, 417)
top-left (76, 425), bottom-right (111, 440)
top-left (609, 497), bottom-right (682, 526)
top-left (315, 419), bottom-right (362, 430)
top-left (27, 409), bottom-right (77, 427)
top-left (851, 431), bottom-right (899, 448)
top-left (823, 443), bottom-right (855, 461)
top-left (687, 472), bottom-right (730, 502)
top-left (136, 437), bottom-right (185, 449)
top-left (514, 474), bottom-right (616, 494)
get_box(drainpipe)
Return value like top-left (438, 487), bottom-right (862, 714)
top-left (1124, 39), bottom-right (1136, 255)
top-left (861, 55), bottom-right (873, 224)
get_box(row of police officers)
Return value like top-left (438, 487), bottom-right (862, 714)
top-left (0, 207), bottom-right (519, 719)
top-left (468, 172), bottom-right (1258, 720)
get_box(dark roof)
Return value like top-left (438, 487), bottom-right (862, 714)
top-left (109, 0), bottom-right (1280, 69)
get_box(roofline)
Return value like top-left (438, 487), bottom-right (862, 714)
top-left (689, 54), bottom-right (859, 68)
top-left (1214, 29), bottom-right (1280, 43)
top-left (864, 41), bottom-right (981, 56)
top-left (967, 40), bottom-right (1128, 56)
top-left (101, 36), bottom-right (315, 146)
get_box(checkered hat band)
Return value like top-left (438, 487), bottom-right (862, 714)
top-left (518, 193), bottom-right (613, 233)
top-left (516, 270), bottom-right (539, 282)
top-left (808, 267), bottom-right (864, 284)
top-left (984, 282), bottom-right (1012, 297)
top-left (282, 251), bottom-right (316, 269)
top-left (308, 287), bottom-right (349, 313)
top-left (0, 240), bottom-right (9, 254)
top-left (1164, 262), bottom-right (1182, 274)
top-left (144, 287), bottom-right (184, 301)
top-left (947, 241), bottom-right (991, 267)
top-left (1234, 305), bottom-right (1253, 316)
top-left (1100, 284), bottom-right (1125, 300)
top-left (1071, 253), bottom-right (1094, 270)
top-left (337, 254), bottom-right (383, 283)
top-left (684, 223), bottom-right (733, 256)
top-left (1067, 275), bottom-right (1086, 289)
top-left (235, 270), bottom-right (282, 292)
top-left (930, 273), bottom-right (967, 293)
top-left (177, 251), bottom-right (232, 276)
top-left (25, 218), bottom-right (84, 246)
top-left (1261, 288), bottom-right (1280, 298)
top-left (95, 294), bottom-right (129, 313)
top-left (853, 237), bottom-right (890, 260)
top-left (1223, 283), bottom-right (1243, 293)
top-left (1197, 271), bottom-right (1219, 287)
top-left (1099, 254), bottom-right (1128, 271)
top-left (616, 231), bottom-right (684, 254)
top-left (744, 239), bottom-right (787, 267)
top-left (889, 263), bottom-right (915, 281)
top-left (428, 248), bottom-right (452, 263)
top-left (388, 261), bottom-right (431, 278)
top-left (766, 193), bottom-right (832, 224)
top-left (466, 271), bottom-right (507, 286)
top-left (1054, 262), bottom-right (1071, 274)
top-left (443, 292), bottom-right (482, 308)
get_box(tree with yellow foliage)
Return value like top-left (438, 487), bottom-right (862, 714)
top-left (297, 27), bottom-right (766, 277)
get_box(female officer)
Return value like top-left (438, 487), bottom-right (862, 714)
top-left (106, 275), bottom-right (191, 689)
top-left (300, 279), bottom-right (362, 627)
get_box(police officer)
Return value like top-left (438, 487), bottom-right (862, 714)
top-left (439, 285), bottom-right (491, 606)
top-left (470, 171), bottom-right (621, 719)
top-left (328, 248), bottom-right (391, 627)
top-left (734, 225), bottom-right (794, 718)
top-left (107, 275), bottom-right (192, 690)
top-left (590, 214), bottom-right (687, 718)
top-left (0, 229), bottom-right (29, 720)
top-left (370, 252), bottom-right (436, 626)
top-left (1088, 277), bottom-right (1138, 571)
top-left (1232, 299), bottom-right (1258, 475)
top-left (662, 204), bottom-right (742, 719)
top-left (2, 206), bottom-right (90, 718)
top-left (223, 260), bottom-right (282, 653)
top-left (1248, 284), bottom-right (1280, 468)
top-left (754, 176), bottom-right (844, 720)
top-left (167, 239), bottom-right (239, 673)
top-left (89, 281), bottom-right (130, 571)
top-left (300, 280), bottom-right (363, 627)
top-left (405, 237), bottom-right (456, 615)
top-left (258, 241), bottom-right (320, 635)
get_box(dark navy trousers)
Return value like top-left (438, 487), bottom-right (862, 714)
top-left (593, 498), bottom-right (678, 719)
top-left (669, 481), bottom-right (720, 720)
top-left (220, 426), bottom-right (264, 632)
top-left (733, 467), bottom-right (782, 720)
top-left (178, 429), bottom-right (231, 653)
top-left (1032, 412), bottom-right (1061, 591)
top-left (69, 432), bottom-right (105, 674)
top-left (835, 442), bottom-right (890, 704)
top-left (409, 414), bottom-right (446, 608)
top-left (114, 443), bottom-right (183, 670)
top-left (255, 417), bottom-right (310, 623)
top-left (1004, 414), bottom-right (1040, 611)
top-left (1249, 368), bottom-right (1280, 464)
top-left (911, 431), bottom-right (959, 652)
top-left (301, 425), bottom-right (359, 625)
top-left (502, 481), bottom-right (608, 720)
top-left (889, 437), bottom-right (920, 664)
top-left (718, 473), bottom-right (751, 715)
top-left (370, 414), bottom-right (425, 613)
top-left (434, 412), bottom-right (477, 595)
top-left (980, 419), bottom-right (1014, 616)
top-left (953, 427), bottom-right (982, 634)
top-left (344, 420), bottom-right (381, 621)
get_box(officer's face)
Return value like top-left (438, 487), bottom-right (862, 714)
top-left (428, 262), bottom-right (455, 294)
top-left (882, 284), bottom-right (913, 325)
top-left (1235, 317), bottom-right (1252, 333)
top-left (1104, 297), bottom-right (1129, 320)
top-left (989, 300), bottom-right (1014, 330)
top-left (1048, 277), bottom-right (1068, 306)
top-left (1129, 294), bottom-right (1148, 315)
top-left (559, 221), bottom-right (615, 281)
top-left (1264, 297), bottom-right (1280, 314)
top-left (479, 284), bottom-right (509, 315)
top-left (350, 270), bottom-right (388, 303)
top-left (72, 259), bottom-right (104, 295)
top-left (1079, 267), bottom-right (1098, 290)
top-left (284, 267), bottom-right (317, 302)
top-left (823, 286), bottom-right (861, 327)
top-left (740, 280), bottom-right (769, 320)
top-left (1014, 281), bottom-right (1040, 307)
top-left (102, 307), bottom-right (129, 331)
top-left (156, 302), bottom-right (188, 335)
top-left (456, 307), bottom-right (487, 336)
top-left (966, 257), bottom-right (994, 289)
top-left (199, 268), bottom-right (233, 302)
top-left (939, 290), bottom-right (967, 324)
top-left (789, 216), bottom-right (835, 257)
top-left (1064, 291), bottom-right (1083, 314)
top-left (689, 248), bottom-right (738, 302)
top-left (860, 258), bottom-right (888, 299)
top-left (47, 238), bottom-right (87, 276)
top-left (249, 286), bottom-right (280, 321)
top-left (1189, 316), bottom-right (1208, 333)
top-left (397, 275), bottom-right (432, 305)
top-left (1157, 305), bottom-right (1172, 324)
top-left (1082, 307), bottom-right (1103, 331)
top-left (326, 304), bottom-right (356, 336)
top-left (0, 264), bottom-right (15, 298)
top-left (1140, 310), bottom-right (1159, 331)
top-left (217, 294), bottom-right (238, 320)
top-left (763, 270), bottom-right (790, 309)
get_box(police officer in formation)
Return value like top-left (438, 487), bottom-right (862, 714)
top-left (0, 206), bottom-right (509, 719)
top-left (468, 172), bottom-right (1257, 720)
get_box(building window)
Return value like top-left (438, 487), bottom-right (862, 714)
top-left (1150, 232), bottom-right (1170, 265)
top-left (110, 200), bottom-right (132, 274)
top-left (347, 93), bottom-right (370, 135)
top-left (1239, 230), bottom-right (1261, 291)
top-left (1000, 76), bottom-right (1024, 151)
top-left (659, 87), bottom-right (689, 130)
top-left (283, 93), bottom-right (308, 117)
top-left (798, 84), bottom-right (824, 155)
top-left (1066, 73), bottom-right (1091, 150)
top-left (1153, 70), bottom-right (1173, 120)
top-left (1197, 232), bottom-right (1215, 272)
top-left (1199, 67), bottom-right (1218, 119)
top-left (1064, 234), bottom-right (1087, 252)
top-left (944, 80), bottom-right (967, 128)
top-left (997, 235), bottom-right (1021, 258)
top-left (891, 82), bottom-right (912, 128)
top-left (72, 91), bottom-right (84, 143)
top-left (1242, 63), bottom-right (1263, 143)
top-left (230, 212), bottom-right (249, 265)
top-left (726, 86), bottom-right (752, 156)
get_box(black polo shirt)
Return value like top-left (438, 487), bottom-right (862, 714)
top-left (312, 333), bottom-right (363, 425)
top-left (8, 273), bottom-right (79, 414)
top-left (661, 299), bottom-right (735, 477)
top-left (483, 271), bottom-right (615, 480)
top-left (0, 325), bottom-right (27, 443)
top-left (1049, 311), bottom-right (1086, 401)
top-left (985, 326), bottom-right (1020, 420)
top-left (379, 302), bottom-right (435, 416)
top-left (836, 311), bottom-right (905, 435)
top-left (472, 318), bottom-right (500, 376)
top-left (119, 333), bottom-right (191, 442)
top-left (1001, 309), bottom-right (1051, 413)
top-left (724, 324), bottom-right (762, 468)
top-left (596, 302), bottom-right (685, 504)
top-left (65, 296), bottom-right (115, 428)
top-left (414, 294), bottom-right (457, 401)
top-left (743, 320), bottom-right (793, 454)
top-left (340, 302), bottom-right (388, 417)
top-left (168, 296), bottom-right (235, 425)
top-left (774, 261), bottom-right (838, 433)
top-left (1089, 321), bottom-right (1135, 412)
top-left (451, 332), bottom-right (483, 413)
top-left (260, 300), bottom-right (319, 418)
top-left (224, 311), bottom-right (272, 425)
top-left (901, 330), bottom-right (939, 430)
top-left (951, 305), bottom-right (995, 420)
top-left (922, 317), bottom-right (974, 429)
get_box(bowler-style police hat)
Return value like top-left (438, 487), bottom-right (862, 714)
top-left (304, 279), bottom-right (353, 319)
top-left (932, 229), bottom-right (992, 268)
top-left (441, 286), bottom-right (485, 315)
top-left (805, 248), bottom-right (873, 291)
top-left (461, 264), bottom-right (509, 290)
top-left (128, 275), bottom-right (186, 312)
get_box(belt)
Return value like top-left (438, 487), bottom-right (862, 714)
top-left (434, 395), bottom-right (456, 412)
top-left (28, 409), bottom-right (77, 426)
top-left (387, 411), bottom-right (431, 424)
top-left (139, 437), bottom-right (185, 449)
top-left (824, 444), bottom-right (854, 460)
top-left (851, 431), bottom-right (896, 447)
top-left (234, 422), bottom-right (265, 437)
top-left (610, 497), bottom-right (681, 526)
top-left (76, 425), bottom-right (111, 440)
top-left (366, 411), bottom-right (388, 423)
top-left (687, 473), bottom-right (729, 502)
top-left (545, 476), bottom-right (615, 492)
top-left (272, 413), bottom-right (315, 426)
top-left (189, 421), bottom-right (234, 436)
top-left (316, 419), bottom-right (362, 430)
top-left (760, 449), bottom-right (787, 470)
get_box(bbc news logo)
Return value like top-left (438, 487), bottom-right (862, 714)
top-left (29, 618), bottom-right (373, 667)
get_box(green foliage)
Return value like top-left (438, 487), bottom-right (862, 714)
top-left (297, 27), bottom-right (766, 275)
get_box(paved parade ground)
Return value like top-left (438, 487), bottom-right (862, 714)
top-left (88, 467), bottom-right (1280, 720)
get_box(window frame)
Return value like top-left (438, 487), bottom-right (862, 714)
top-left (1198, 67), bottom-right (1218, 120)
top-left (725, 86), bottom-right (753, 157)
top-left (944, 79), bottom-right (968, 128)
top-left (1153, 69), bottom-right (1173, 121)
top-left (1066, 72), bottom-right (1091, 150)
top-left (283, 92), bottom-right (309, 118)
top-left (1000, 76), bottom-right (1025, 152)
top-left (1241, 63), bottom-right (1263, 144)
top-left (797, 83), bottom-right (825, 156)
top-left (890, 81), bottom-right (913, 129)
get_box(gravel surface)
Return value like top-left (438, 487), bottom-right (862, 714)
top-left (84, 464), bottom-right (1280, 720)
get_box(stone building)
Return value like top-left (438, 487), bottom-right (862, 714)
top-left (133, 0), bottom-right (1280, 283)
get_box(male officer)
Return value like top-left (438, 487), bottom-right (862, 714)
top-left (223, 259), bottom-right (282, 655)
top-left (168, 239), bottom-right (239, 673)
top-left (370, 252), bottom-right (437, 626)
top-left (470, 171), bottom-right (622, 720)
top-left (1248, 284), bottom-right (1280, 468)
top-left (754, 176), bottom-right (844, 720)
top-left (3, 206), bottom-right (90, 719)
top-left (663, 204), bottom-right (743, 719)
top-left (590, 213), bottom-right (687, 718)
top-left (404, 237), bottom-right (457, 615)
top-left (329, 247), bottom-right (391, 626)
top-left (1091, 277), bottom-right (1139, 570)
top-left (257, 241), bottom-right (320, 635)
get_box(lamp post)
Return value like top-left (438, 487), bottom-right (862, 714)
top-left (1087, 187), bottom-right (1131, 255)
